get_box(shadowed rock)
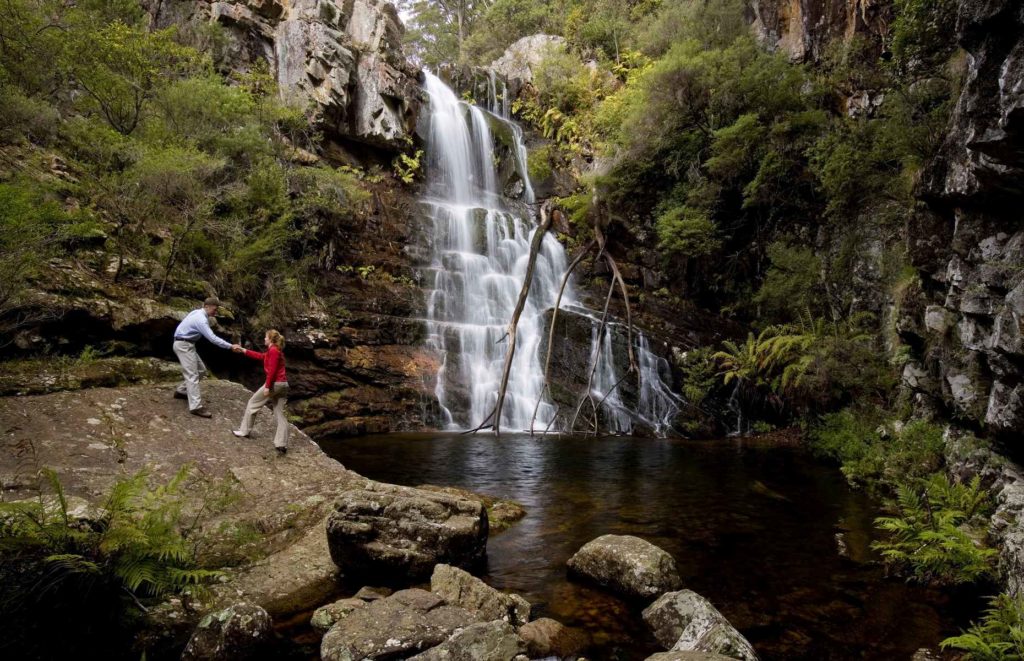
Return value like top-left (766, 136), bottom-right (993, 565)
top-left (181, 603), bottom-right (273, 661)
top-left (326, 482), bottom-right (488, 580)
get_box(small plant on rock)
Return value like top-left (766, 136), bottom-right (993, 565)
top-left (941, 593), bottom-right (1024, 660)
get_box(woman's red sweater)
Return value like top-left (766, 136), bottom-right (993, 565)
top-left (244, 345), bottom-right (287, 389)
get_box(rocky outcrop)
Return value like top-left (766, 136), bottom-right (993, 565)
top-left (749, 0), bottom-right (893, 63)
top-left (0, 381), bottom-right (362, 654)
top-left (147, 0), bottom-right (422, 152)
top-left (566, 534), bottom-right (682, 600)
top-left (319, 588), bottom-right (477, 661)
top-left (417, 485), bottom-right (527, 533)
top-left (311, 596), bottom-right (370, 634)
top-left (181, 603), bottom-right (273, 661)
top-left (642, 591), bottom-right (759, 661)
top-left (430, 564), bottom-right (531, 628)
top-left (904, 0), bottom-right (1024, 438)
top-left (325, 481), bottom-right (489, 580)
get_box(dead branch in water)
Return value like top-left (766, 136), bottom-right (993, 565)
top-left (529, 238), bottom-right (597, 435)
top-left (466, 202), bottom-right (555, 435)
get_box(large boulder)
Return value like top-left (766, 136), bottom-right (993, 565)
top-left (642, 591), bottom-right (758, 661)
top-left (517, 618), bottom-right (589, 659)
top-left (566, 534), bottom-right (682, 600)
top-left (326, 481), bottom-right (488, 580)
top-left (408, 621), bottom-right (526, 661)
top-left (181, 603), bottom-right (273, 661)
top-left (489, 34), bottom-right (567, 90)
top-left (430, 564), bottom-right (530, 627)
top-left (320, 588), bottom-right (477, 661)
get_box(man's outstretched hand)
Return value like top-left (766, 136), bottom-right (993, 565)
top-left (231, 344), bottom-right (244, 353)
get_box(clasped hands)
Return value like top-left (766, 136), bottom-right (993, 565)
top-left (231, 344), bottom-right (244, 353)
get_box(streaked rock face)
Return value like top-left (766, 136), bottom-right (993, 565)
top-left (749, 0), bottom-right (892, 63)
top-left (146, 0), bottom-right (422, 151)
top-left (904, 0), bottom-right (1024, 437)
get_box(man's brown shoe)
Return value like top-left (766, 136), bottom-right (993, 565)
top-left (173, 391), bottom-right (187, 400)
top-left (190, 407), bottom-right (213, 418)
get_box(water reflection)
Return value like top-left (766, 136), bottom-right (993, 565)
top-left (321, 433), bottom-right (958, 660)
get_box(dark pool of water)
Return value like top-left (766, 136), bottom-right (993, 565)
top-left (320, 432), bottom-right (968, 660)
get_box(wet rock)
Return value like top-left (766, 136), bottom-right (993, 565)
top-left (181, 603), bottom-right (273, 661)
top-left (320, 588), bottom-right (477, 661)
top-left (643, 590), bottom-right (758, 661)
top-left (517, 617), bottom-right (589, 658)
top-left (311, 597), bottom-right (367, 634)
top-left (408, 621), bottom-right (526, 661)
top-left (430, 564), bottom-right (531, 627)
top-left (567, 534), bottom-right (682, 600)
top-left (326, 481), bottom-right (488, 580)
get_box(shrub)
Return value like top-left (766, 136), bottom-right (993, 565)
top-left (753, 241), bottom-right (823, 321)
top-left (810, 413), bottom-right (945, 490)
top-left (873, 474), bottom-right (996, 586)
top-left (942, 594), bottom-right (1024, 660)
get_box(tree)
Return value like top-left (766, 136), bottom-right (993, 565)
top-left (67, 21), bottom-right (196, 135)
top-left (398, 0), bottom-right (493, 67)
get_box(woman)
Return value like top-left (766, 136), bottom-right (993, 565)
top-left (233, 329), bottom-right (290, 455)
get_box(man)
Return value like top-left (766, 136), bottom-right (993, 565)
top-left (172, 297), bottom-right (241, 418)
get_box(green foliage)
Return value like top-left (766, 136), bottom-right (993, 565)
top-left (873, 474), bottom-right (996, 586)
top-left (677, 347), bottom-right (718, 408)
top-left (890, 0), bottom-right (959, 74)
top-left (655, 206), bottom-right (720, 259)
top-left (0, 467), bottom-right (222, 603)
top-left (528, 144), bottom-right (554, 183)
top-left (753, 241), bottom-right (823, 321)
top-left (942, 594), bottom-right (1024, 660)
top-left (393, 149), bottom-right (424, 184)
top-left (67, 21), bottom-right (198, 135)
top-left (810, 413), bottom-right (945, 490)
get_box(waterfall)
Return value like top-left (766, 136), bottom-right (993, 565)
top-left (421, 72), bottom-right (680, 435)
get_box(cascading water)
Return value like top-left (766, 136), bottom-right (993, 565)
top-left (422, 72), bottom-right (681, 435)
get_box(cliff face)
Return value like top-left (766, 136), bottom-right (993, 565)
top-left (749, 0), bottom-right (892, 62)
top-left (903, 0), bottom-right (1024, 438)
top-left (146, 0), bottom-right (422, 152)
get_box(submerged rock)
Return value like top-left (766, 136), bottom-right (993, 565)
top-left (430, 564), bottom-right (531, 627)
top-left (517, 617), bottom-right (589, 658)
top-left (325, 481), bottom-right (488, 580)
top-left (567, 534), bottom-right (682, 600)
top-left (181, 602), bottom-right (273, 661)
top-left (642, 590), bottom-right (758, 661)
top-left (408, 621), bottom-right (526, 661)
top-left (320, 588), bottom-right (477, 661)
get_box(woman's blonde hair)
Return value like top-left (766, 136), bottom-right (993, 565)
top-left (266, 329), bottom-right (285, 349)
